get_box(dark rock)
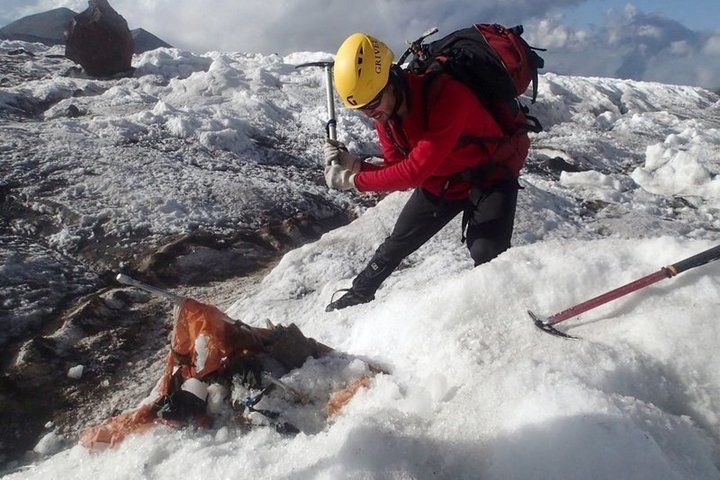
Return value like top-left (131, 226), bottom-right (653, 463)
top-left (64, 0), bottom-right (134, 77)
top-left (66, 104), bottom-right (82, 118)
top-left (524, 154), bottom-right (586, 179)
top-left (7, 49), bottom-right (35, 57)
top-left (546, 156), bottom-right (583, 173)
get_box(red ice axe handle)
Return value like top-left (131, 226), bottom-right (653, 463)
top-left (531, 243), bottom-right (720, 336)
top-left (545, 269), bottom-right (670, 325)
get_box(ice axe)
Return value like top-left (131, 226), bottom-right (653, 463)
top-left (116, 273), bottom-right (185, 305)
top-left (397, 26), bottom-right (439, 65)
top-left (529, 243), bottom-right (720, 339)
top-left (115, 273), bottom-right (251, 329)
top-left (295, 61), bottom-right (337, 140)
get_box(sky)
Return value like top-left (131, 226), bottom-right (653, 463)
top-left (1, 0), bottom-right (720, 88)
top-left (2, 39), bottom-right (720, 477)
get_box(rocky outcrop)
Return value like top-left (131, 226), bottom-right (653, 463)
top-left (64, 0), bottom-right (134, 77)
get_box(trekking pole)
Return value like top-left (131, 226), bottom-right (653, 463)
top-left (295, 61), bottom-right (337, 140)
top-left (116, 273), bottom-right (185, 305)
top-left (529, 243), bottom-right (720, 338)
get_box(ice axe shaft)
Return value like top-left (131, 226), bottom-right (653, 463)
top-left (545, 269), bottom-right (670, 325)
top-left (323, 64), bottom-right (337, 140)
top-left (531, 243), bottom-right (720, 337)
top-left (116, 273), bottom-right (185, 305)
top-left (295, 61), bottom-right (336, 140)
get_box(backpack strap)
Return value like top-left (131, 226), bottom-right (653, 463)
top-left (382, 69), bottom-right (413, 157)
top-left (506, 24), bottom-right (546, 104)
top-left (420, 69), bottom-right (445, 130)
top-left (527, 47), bottom-right (546, 104)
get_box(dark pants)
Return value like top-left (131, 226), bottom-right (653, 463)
top-left (351, 181), bottom-right (519, 296)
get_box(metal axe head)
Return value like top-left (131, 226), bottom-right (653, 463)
top-left (295, 61), bottom-right (334, 69)
top-left (528, 310), bottom-right (577, 339)
top-left (295, 60), bottom-right (337, 140)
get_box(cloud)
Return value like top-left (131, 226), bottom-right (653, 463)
top-left (669, 41), bottom-right (692, 56)
top-left (525, 6), bottom-right (720, 87)
top-left (705, 35), bottom-right (720, 56)
top-left (2, 0), bottom-right (718, 87)
top-left (607, 5), bottom-right (701, 51)
top-left (527, 16), bottom-right (590, 50)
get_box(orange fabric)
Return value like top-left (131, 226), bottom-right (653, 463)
top-left (171, 298), bottom-right (265, 378)
top-left (326, 376), bottom-right (370, 417)
top-left (81, 299), bottom-right (267, 450)
top-left (79, 403), bottom-right (157, 449)
top-left (157, 299), bottom-right (269, 394)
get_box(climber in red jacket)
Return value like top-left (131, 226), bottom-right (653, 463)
top-left (324, 32), bottom-right (529, 311)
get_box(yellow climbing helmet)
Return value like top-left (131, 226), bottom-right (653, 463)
top-left (334, 33), bottom-right (394, 109)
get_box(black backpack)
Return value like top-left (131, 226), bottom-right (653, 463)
top-left (398, 23), bottom-right (545, 133)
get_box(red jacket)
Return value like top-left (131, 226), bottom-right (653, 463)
top-left (354, 72), bottom-right (521, 199)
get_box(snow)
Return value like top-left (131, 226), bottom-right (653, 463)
top-left (2, 39), bottom-right (720, 479)
top-left (193, 334), bottom-right (210, 374)
top-left (32, 432), bottom-right (63, 457)
top-left (66, 365), bottom-right (83, 380)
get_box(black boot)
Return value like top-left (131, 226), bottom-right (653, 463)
top-left (325, 288), bottom-right (375, 312)
top-left (325, 255), bottom-right (396, 312)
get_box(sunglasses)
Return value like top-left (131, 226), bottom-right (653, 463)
top-left (360, 86), bottom-right (386, 111)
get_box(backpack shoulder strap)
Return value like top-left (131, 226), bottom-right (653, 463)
top-left (419, 69), bottom-right (449, 130)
